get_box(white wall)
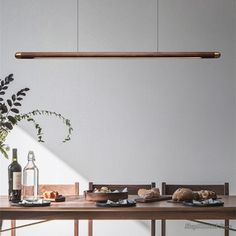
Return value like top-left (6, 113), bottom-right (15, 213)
top-left (234, 0), bottom-right (236, 190)
top-left (159, 1), bottom-right (236, 235)
top-left (158, 0), bottom-right (235, 187)
top-left (0, 0), bottom-right (236, 235)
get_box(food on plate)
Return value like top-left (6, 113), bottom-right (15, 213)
top-left (43, 191), bottom-right (59, 199)
top-left (198, 190), bottom-right (217, 200)
top-left (193, 191), bottom-right (200, 200)
top-left (172, 188), bottom-right (194, 201)
top-left (138, 187), bottom-right (160, 199)
top-left (172, 188), bottom-right (217, 201)
top-left (93, 187), bottom-right (112, 193)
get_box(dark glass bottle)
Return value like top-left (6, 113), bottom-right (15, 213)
top-left (8, 148), bottom-right (22, 202)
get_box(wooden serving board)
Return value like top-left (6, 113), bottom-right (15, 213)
top-left (135, 195), bottom-right (172, 203)
top-left (42, 195), bottom-right (65, 202)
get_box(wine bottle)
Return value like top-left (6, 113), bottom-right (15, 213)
top-left (23, 151), bottom-right (39, 201)
top-left (8, 148), bottom-right (22, 202)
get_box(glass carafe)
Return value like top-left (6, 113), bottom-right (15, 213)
top-left (23, 151), bottom-right (39, 200)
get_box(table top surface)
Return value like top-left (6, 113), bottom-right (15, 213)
top-left (1, 195), bottom-right (236, 220)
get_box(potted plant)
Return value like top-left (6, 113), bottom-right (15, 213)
top-left (0, 74), bottom-right (73, 158)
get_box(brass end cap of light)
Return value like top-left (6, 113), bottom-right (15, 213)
top-left (15, 52), bottom-right (21, 58)
top-left (214, 52), bottom-right (221, 58)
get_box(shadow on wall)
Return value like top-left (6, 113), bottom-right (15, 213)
top-left (0, 126), bottom-right (152, 236)
top-left (0, 126), bottom-right (88, 194)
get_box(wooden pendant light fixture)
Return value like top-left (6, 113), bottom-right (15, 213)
top-left (15, 0), bottom-right (221, 60)
top-left (15, 51), bottom-right (220, 59)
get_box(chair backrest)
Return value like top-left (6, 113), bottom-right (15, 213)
top-left (162, 182), bottom-right (229, 195)
top-left (89, 182), bottom-right (156, 195)
top-left (161, 182), bottom-right (230, 236)
top-left (39, 182), bottom-right (79, 196)
top-left (88, 182), bottom-right (156, 236)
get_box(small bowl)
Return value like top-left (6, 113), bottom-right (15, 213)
top-left (84, 190), bottom-right (128, 202)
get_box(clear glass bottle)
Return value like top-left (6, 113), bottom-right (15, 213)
top-left (23, 151), bottom-right (39, 201)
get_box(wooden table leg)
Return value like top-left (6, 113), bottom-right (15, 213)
top-left (88, 220), bottom-right (93, 236)
top-left (74, 220), bottom-right (79, 236)
top-left (0, 220), bottom-right (2, 236)
top-left (11, 220), bottom-right (16, 236)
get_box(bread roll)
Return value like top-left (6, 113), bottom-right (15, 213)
top-left (172, 188), bottom-right (194, 201)
top-left (43, 191), bottom-right (59, 199)
top-left (138, 188), bottom-right (160, 199)
top-left (193, 191), bottom-right (200, 200)
top-left (198, 190), bottom-right (217, 200)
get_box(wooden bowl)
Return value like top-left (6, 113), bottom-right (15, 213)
top-left (84, 190), bottom-right (128, 202)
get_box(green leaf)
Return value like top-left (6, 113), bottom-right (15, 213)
top-left (0, 146), bottom-right (9, 159)
top-left (5, 122), bottom-right (13, 130)
top-left (13, 102), bottom-right (21, 106)
top-left (0, 104), bottom-right (8, 113)
top-left (17, 90), bottom-right (24, 96)
top-left (12, 94), bottom-right (16, 101)
top-left (10, 108), bottom-right (19, 113)
top-left (8, 74), bottom-right (14, 80)
top-left (7, 99), bottom-right (12, 107)
top-left (8, 116), bottom-right (17, 125)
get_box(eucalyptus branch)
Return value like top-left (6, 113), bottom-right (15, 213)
top-left (15, 114), bottom-right (44, 143)
top-left (16, 110), bottom-right (73, 143)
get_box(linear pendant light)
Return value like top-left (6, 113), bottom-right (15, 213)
top-left (14, 0), bottom-right (221, 60)
top-left (15, 51), bottom-right (220, 59)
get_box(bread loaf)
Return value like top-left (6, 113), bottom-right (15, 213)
top-left (172, 188), bottom-right (194, 201)
top-left (172, 188), bottom-right (217, 201)
top-left (138, 188), bottom-right (160, 199)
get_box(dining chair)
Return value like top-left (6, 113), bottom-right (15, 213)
top-left (0, 219), bottom-right (2, 236)
top-left (10, 182), bottom-right (79, 236)
top-left (161, 182), bottom-right (229, 236)
top-left (88, 182), bottom-right (156, 236)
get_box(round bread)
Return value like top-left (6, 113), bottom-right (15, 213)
top-left (151, 188), bottom-right (160, 198)
top-left (193, 191), bottom-right (200, 200)
top-left (138, 188), bottom-right (160, 199)
top-left (138, 189), bottom-right (154, 199)
top-left (198, 190), bottom-right (217, 200)
top-left (43, 191), bottom-right (59, 199)
top-left (172, 188), bottom-right (194, 201)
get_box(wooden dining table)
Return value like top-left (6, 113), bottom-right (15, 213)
top-left (1, 195), bottom-right (236, 221)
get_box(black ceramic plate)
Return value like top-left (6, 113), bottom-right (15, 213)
top-left (183, 199), bottom-right (224, 207)
top-left (167, 199), bottom-right (184, 204)
top-left (12, 200), bottom-right (51, 207)
top-left (96, 199), bottom-right (136, 207)
top-left (136, 196), bottom-right (172, 203)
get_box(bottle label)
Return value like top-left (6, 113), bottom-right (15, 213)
top-left (13, 172), bottom-right (21, 190)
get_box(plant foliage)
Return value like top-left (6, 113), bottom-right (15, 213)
top-left (0, 74), bottom-right (73, 158)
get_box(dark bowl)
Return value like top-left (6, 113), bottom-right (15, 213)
top-left (84, 190), bottom-right (128, 202)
